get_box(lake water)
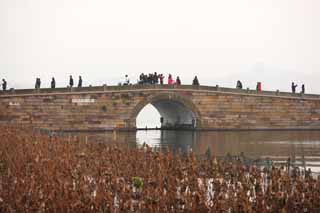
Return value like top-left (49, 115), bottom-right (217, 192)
top-left (71, 130), bottom-right (320, 173)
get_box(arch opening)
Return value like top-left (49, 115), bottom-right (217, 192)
top-left (136, 104), bottom-right (161, 129)
top-left (136, 99), bottom-right (197, 130)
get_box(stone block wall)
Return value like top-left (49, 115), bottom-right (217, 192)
top-left (0, 85), bottom-right (320, 131)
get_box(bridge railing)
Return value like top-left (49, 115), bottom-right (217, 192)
top-left (0, 84), bottom-right (319, 99)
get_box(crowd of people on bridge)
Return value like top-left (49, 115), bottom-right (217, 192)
top-left (0, 74), bottom-right (307, 94)
top-left (137, 73), bottom-right (164, 85)
top-left (135, 73), bottom-right (199, 86)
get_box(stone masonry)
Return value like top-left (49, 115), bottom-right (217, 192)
top-left (0, 85), bottom-right (320, 131)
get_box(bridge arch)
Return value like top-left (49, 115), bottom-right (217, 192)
top-left (130, 93), bottom-right (202, 129)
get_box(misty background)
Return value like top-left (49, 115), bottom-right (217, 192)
top-left (1, 0), bottom-right (319, 127)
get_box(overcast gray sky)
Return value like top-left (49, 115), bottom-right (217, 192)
top-left (1, 0), bottom-right (320, 93)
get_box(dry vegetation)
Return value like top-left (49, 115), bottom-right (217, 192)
top-left (0, 127), bottom-right (320, 212)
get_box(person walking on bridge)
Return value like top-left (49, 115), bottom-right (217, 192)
top-left (2, 79), bottom-right (7, 91)
top-left (291, 82), bottom-right (297, 93)
top-left (51, 78), bottom-right (56, 89)
top-left (78, 76), bottom-right (82, 88)
top-left (69, 75), bottom-right (74, 88)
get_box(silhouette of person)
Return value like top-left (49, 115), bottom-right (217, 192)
top-left (176, 76), bottom-right (181, 85)
top-left (69, 75), bottom-right (74, 88)
top-left (2, 79), bottom-right (7, 91)
top-left (35, 78), bottom-right (41, 89)
top-left (139, 73), bottom-right (144, 84)
top-left (78, 76), bottom-right (82, 88)
top-left (192, 76), bottom-right (199, 86)
top-left (51, 78), bottom-right (56, 89)
top-left (154, 72), bottom-right (158, 84)
top-left (236, 80), bottom-right (243, 89)
top-left (291, 82), bottom-right (297, 93)
top-left (301, 84), bottom-right (305, 94)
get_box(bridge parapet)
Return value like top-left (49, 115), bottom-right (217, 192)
top-left (0, 84), bottom-right (319, 100)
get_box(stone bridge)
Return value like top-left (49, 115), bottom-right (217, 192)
top-left (1, 85), bottom-right (320, 131)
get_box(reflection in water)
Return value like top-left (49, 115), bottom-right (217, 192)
top-left (67, 130), bottom-right (320, 172)
top-left (137, 130), bottom-right (320, 156)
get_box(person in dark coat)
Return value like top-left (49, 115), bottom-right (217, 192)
top-left (78, 76), bottom-right (82, 88)
top-left (51, 78), bottom-right (56, 89)
top-left (192, 76), bottom-right (199, 86)
top-left (301, 84), bottom-right (305, 94)
top-left (236, 80), bottom-right (243, 89)
top-left (69, 75), bottom-right (74, 88)
top-left (291, 82), bottom-right (297, 93)
top-left (176, 76), bottom-right (181, 85)
top-left (35, 78), bottom-right (41, 89)
top-left (154, 72), bottom-right (159, 84)
top-left (2, 79), bottom-right (7, 91)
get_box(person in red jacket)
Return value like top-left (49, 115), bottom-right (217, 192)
top-left (256, 82), bottom-right (262, 92)
top-left (168, 74), bottom-right (174, 85)
top-left (159, 74), bottom-right (164, 85)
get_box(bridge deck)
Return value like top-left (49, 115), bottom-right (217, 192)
top-left (0, 84), bottom-right (319, 100)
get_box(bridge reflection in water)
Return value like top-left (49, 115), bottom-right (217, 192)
top-left (69, 130), bottom-right (320, 172)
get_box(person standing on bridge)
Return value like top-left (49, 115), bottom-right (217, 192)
top-left (35, 78), bottom-right (41, 89)
top-left (192, 76), bottom-right (199, 86)
top-left (291, 82), bottom-right (297, 93)
top-left (69, 75), bottom-right (74, 88)
top-left (176, 76), bottom-right (181, 86)
top-left (139, 73), bottom-right (144, 84)
top-left (236, 80), bottom-right (243, 89)
top-left (2, 79), bottom-right (7, 91)
top-left (124, 75), bottom-right (130, 85)
top-left (168, 74), bottom-right (174, 85)
top-left (154, 72), bottom-right (159, 84)
top-left (256, 82), bottom-right (262, 92)
top-left (51, 78), bottom-right (56, 89)
top-left (78, 76), bottom-right (82, 88)
top-left (159, 74), bottom-right (164, 85)
top-left (301, 84), bottom-right (305, 94)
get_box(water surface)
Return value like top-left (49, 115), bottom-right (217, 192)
top-left (72, 130), bottom-right (320, 172)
